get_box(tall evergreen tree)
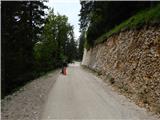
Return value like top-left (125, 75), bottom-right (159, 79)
top-left (78, 31), bottom-right (85, 60)
top-left (34, 9), bottom-right (78, 72)
top-left (1, 1), bottom-right (47, 97)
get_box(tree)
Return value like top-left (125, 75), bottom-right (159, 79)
top-left (1, 1), bottom-right (47, 97)
top-left (65, 26), bottom-right (78, 62)
top-left (79, 1), bottom-right (93, 32)
top-left (79, 1), bottom-right (159, 47)
top-left (78, 31), bottom-right (85, 60)
top-left (34, 9), bottom-right (78, 72)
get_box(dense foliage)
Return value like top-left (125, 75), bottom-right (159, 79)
top-left (79, 1), bottom-right (160, 48)
top-left (34, 10), bottom-right (78, 72)
top-left (78, 31), bottom-right (85, 60)
top-left (95, 4), bottom-right (160, 44)
top-left (2, 2), bottom-right (78, 98)
top-left (2, 1), bottom-right (47, 98)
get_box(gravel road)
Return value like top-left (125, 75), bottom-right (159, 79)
top-left (1, 62), bottom-right (159, 120)
top-left (41, 62), bottom-right (159, 120)
top-left (1, 70), bottom-right (59, 120)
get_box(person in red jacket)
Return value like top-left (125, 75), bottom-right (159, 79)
top-left (62, 61), bottom-right (67, 75)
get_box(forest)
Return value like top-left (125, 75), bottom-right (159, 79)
top-left (2, 2), bottom-right (160, 119)
top-left (2, 1), bottom-right (78, 98)
top-left (2, 1), bottom-right (160, 98)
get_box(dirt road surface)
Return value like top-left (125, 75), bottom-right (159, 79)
top-left (41, 62), bottom-right (158, 120)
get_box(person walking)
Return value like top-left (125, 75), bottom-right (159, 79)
top-left (62, 61), bottom-right (67, 75)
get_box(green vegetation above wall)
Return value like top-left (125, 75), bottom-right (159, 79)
top-left (79, 1), bottom-right (160, 49)
top-left (95, 4), bottom-right (160, 44)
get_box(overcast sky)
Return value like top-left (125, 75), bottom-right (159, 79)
top-left (45, 0), bottom-right (81, 40)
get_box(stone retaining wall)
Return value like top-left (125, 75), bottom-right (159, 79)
top-left (82, 26), bottom-right (160, 114)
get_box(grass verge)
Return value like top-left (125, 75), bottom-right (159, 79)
top-left (95, 4), bottom-right (160, 45)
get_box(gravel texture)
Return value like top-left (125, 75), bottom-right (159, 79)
top-left (42, 63), bottom-right (159, 119)
top-left (1, 69), bottom-right (60, 120)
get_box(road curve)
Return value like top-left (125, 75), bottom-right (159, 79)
top-left (41, 62), bottom-right (158, 120)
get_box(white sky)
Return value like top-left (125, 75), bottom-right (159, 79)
top-left (45, 0), bottom-right (81, 40)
